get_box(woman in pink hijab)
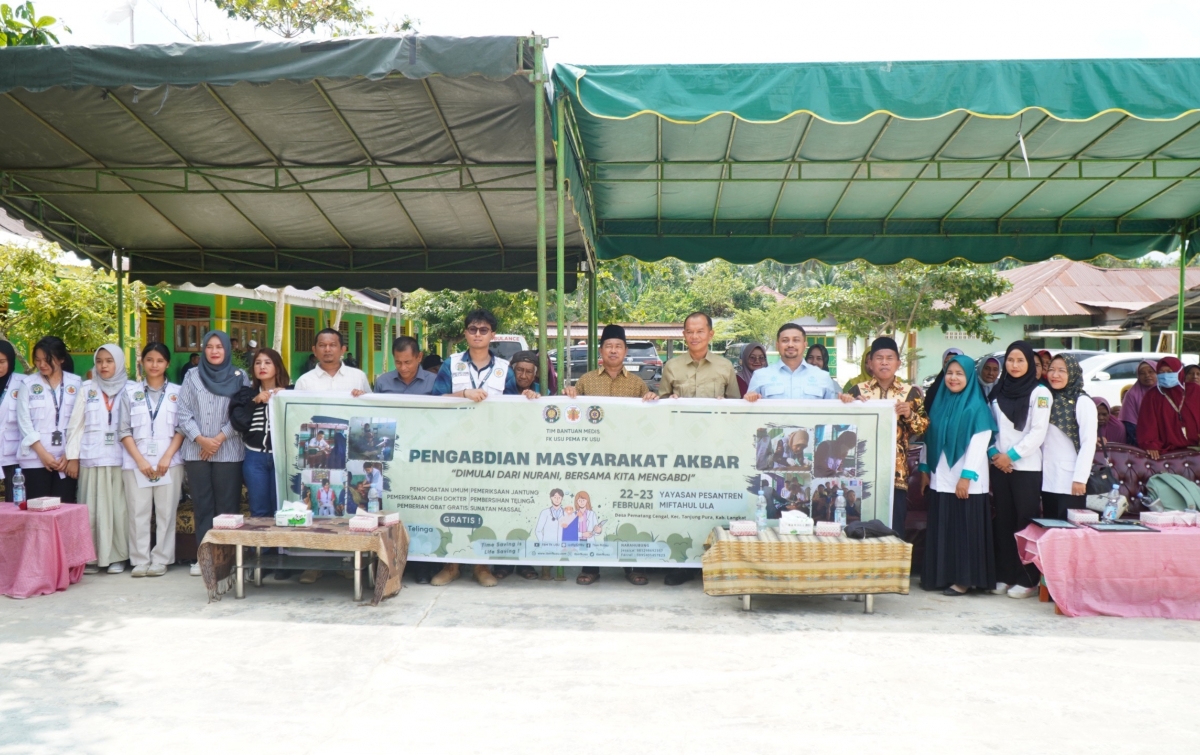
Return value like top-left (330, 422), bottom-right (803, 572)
top-left (1117, 359), bottom-right (1157, 445)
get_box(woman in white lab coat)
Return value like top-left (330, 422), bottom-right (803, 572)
top-left (1040, 354), bottom-right (1097, 521)
top-left (987, 341), bottom-right (1052, 600)
top-left (919, 356), bottom-right (999, 595)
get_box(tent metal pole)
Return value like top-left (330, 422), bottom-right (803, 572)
top-left (555, 96), bottom-right (567, 394)
top-left (1179, 223), bottom-right (1190, 358)
top-left (588, 269), bottom-right (598, 371)
top-left (115, 252), bottom-right (125, 354)
top-left (533, 37), bottom-right (549, 395)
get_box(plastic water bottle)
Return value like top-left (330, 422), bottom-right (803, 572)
top-left (12, 467), bottom-right (25, 510)
top-left (1102, 484), bottom-right (1120, 523)
top-left (755, 491), bottom-right (768, 530)
top-left (834, 492), bottom-right (847, 527)
top-left (368, 496), bottom-right (380, 514)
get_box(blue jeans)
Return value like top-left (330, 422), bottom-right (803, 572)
top-left (242, 449), bottom-right (277, 518)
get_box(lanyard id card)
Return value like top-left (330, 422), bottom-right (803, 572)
top-left (49, 383), bottom-right (64, 446)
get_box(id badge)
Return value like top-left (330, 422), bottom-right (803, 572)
top-left (104, 432), bottom-right (116, 446)
top-left (146, 441), bottom-right (159, 457)
top-left (50, 430), bottom-right (63, 447)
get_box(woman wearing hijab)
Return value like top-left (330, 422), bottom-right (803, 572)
top-left (736, 343), bottom-right (768, 397)
top-left (66, 344), bottom-right (134, 574)
top-left (1118, 359), bottom-right (1157, 445)
top-left (1040, 355), bottom-right (1098, 521)
top-left (1137, 356), bottom-right (1200, 459)
top-left (177, 331), bottom-right (251, 576)
top-left (1093, 397), bottom-right (1125, 446)
top-left (922, 348), bottom-right (965, 418)
top-left (978, 357), bottom-right (1001, 396)
top-left (987, 341), bottom-right (1052, 599)
top-left (0, 340), bottom-right (27, 487)
top-left (918, 355), bottom-right (998, 595)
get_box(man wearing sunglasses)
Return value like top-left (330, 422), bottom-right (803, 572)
top-left (429, 308), bottom-right (520, 587)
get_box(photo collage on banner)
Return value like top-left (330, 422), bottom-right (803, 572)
top-left (754, 423), bottom-right (864, 523)
top-left (292, 417), bottom-right (396, 517)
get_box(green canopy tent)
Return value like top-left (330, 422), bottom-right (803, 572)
top-left (0, 34), bottom-right (589, 389)
top-left (553, 58), bottom-right (1200, 355)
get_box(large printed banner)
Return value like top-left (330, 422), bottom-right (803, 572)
top-left (271, 393), bottom-right (897, 567)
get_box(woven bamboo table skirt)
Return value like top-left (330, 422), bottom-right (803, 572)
top-left (702, 527), bottom-right (911, 612)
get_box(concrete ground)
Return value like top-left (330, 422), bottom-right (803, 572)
top-left (2, 564), bottom-right (1198, 755)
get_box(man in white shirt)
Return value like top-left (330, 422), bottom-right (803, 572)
top-left (294, 328), bottom-right (372, 394)
top-left (293, 328), bottom-right (370, 584)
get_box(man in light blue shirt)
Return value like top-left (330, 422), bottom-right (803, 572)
top-left (744, 323), bottom-right (840, 402)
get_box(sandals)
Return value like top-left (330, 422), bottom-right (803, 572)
top-left (517, 565), bottom-right (539, 580)
top-left (576, 571), bottom-right (599, 585)
top-left (625, 570), bottom-right (649, 586)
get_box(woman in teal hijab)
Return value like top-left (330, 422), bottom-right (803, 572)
top-left (918, 355), bottom-right (999, 596)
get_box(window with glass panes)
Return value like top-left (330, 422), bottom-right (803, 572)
top-left (809, 335), bottom-right (838, 378)
top-left (229, 309), bottom-right (267, 352)
top-left (173, 304), bottom-right (211, 352)
top-left (294, 316), bottom-right (316, 352)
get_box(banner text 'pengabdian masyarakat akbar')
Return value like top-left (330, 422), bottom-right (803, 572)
top-left (271, 394), bottom-right (897, 567)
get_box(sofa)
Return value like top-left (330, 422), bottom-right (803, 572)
top-left (903, 442), bottom-right (1200, 537)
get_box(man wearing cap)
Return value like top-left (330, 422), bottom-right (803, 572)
top-left (743, 323), bottom-right (840, 402)
top-left (840, 336), bottom-right (928, 541)
top-left (564, 323), bottom-right (657, 586)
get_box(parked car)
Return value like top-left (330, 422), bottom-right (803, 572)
top-left (1079, 352), bottom-right (1198, 406)
top-left (624, 341), bottom-right (662, 392)
top-left (490, 334), bottom-right (528, 362)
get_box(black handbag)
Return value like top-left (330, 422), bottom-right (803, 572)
top-left (1086, 461), bottom-right (1117, 496)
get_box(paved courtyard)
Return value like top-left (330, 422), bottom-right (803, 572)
top-left (2, 565), bottom-right (1198, 754)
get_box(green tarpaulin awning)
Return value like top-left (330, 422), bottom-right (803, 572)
top-left (553, 58), bottom-right (1200, 265)
top-left (0, 35), bottom-right (587, 292)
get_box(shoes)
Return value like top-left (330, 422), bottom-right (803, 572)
top-left (1007, 584), bottom-right (1038, 599)
top-left (298, 570), bottom-right (322, 584)
top-left (942, 586), bottom-right (968, 596)
top-left (473, 564), bottom-right (498, 587)
top-left (273, 569), bottom-right (294, 581)
top-left (990, 582), bottom-right (1010, 595)
top-left (84, 564), bottom-right (100, 575)
top-left (131, 564), bottom-right (150, 578)
top-left (189, 563), bottom-right (201, 577)
top-left (414, 564), bottom-right (431, 585)
top-left (107, 562), bottom-right (126, 574)
top-left (146, 564), bottom-right (167, 577)
top-left (663, 568), bottom-right (696, 586)
top-left (430, 564), bottom-right (460, 586)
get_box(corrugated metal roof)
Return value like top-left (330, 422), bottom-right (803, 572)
top-left (983, 260), bottom-right (1200, 317)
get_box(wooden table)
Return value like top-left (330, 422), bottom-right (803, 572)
top-left (198, 517), bottom-right (408, 605)
top-left (702, 527), bottom-right (912, 613)
top-left (0, 502), bottom-right (96, 599)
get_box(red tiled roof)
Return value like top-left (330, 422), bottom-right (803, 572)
top-left (984, 259), bottom-right (1200, 317)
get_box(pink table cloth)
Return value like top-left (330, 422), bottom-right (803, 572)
top-left (1016, 524), bottom-right (1200, 619)
top-left (0, 502), bottom-right (96, 599)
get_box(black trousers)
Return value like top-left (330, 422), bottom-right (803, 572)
top-left (185, 460), bottom-right (243, 548)
top-left (991, 469), bottom-right (1042, 587)
top-left (893, 486), bottom-right (909, 539)
top-left (22, 466), bottom-right (78, 502)
top-left (1041, 491), bottom-right (1085, 522)
top-left (2, 464), bottom-right (17, 499)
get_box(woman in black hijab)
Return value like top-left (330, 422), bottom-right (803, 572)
top-left (0, 340), bottom-right (26, 485)
top-left (986, 340), bottom-right (1053, 599)
top-left (176, 331), bottom-right (251, 574)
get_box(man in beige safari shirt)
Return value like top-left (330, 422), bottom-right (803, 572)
top-left (655, 312), bottom-right (740, 400)
top-left (650, 312), bottom-right (739, 586)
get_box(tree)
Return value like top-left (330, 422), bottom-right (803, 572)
top-left (0, 2), bottom-right (69, 46)
top-left (716, 298), bottom-right (806, 346)
top-left (794, 260), bottom-right (1011, 346)
top-left (402, 289), bottom-right (539, 349)
top-left (0, 243), bottom-right (163, 367)
top-left (211, 0), bottom-right (413, 38)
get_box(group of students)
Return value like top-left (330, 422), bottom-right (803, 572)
top-left (912, 342), bottom-right (1200, 599)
